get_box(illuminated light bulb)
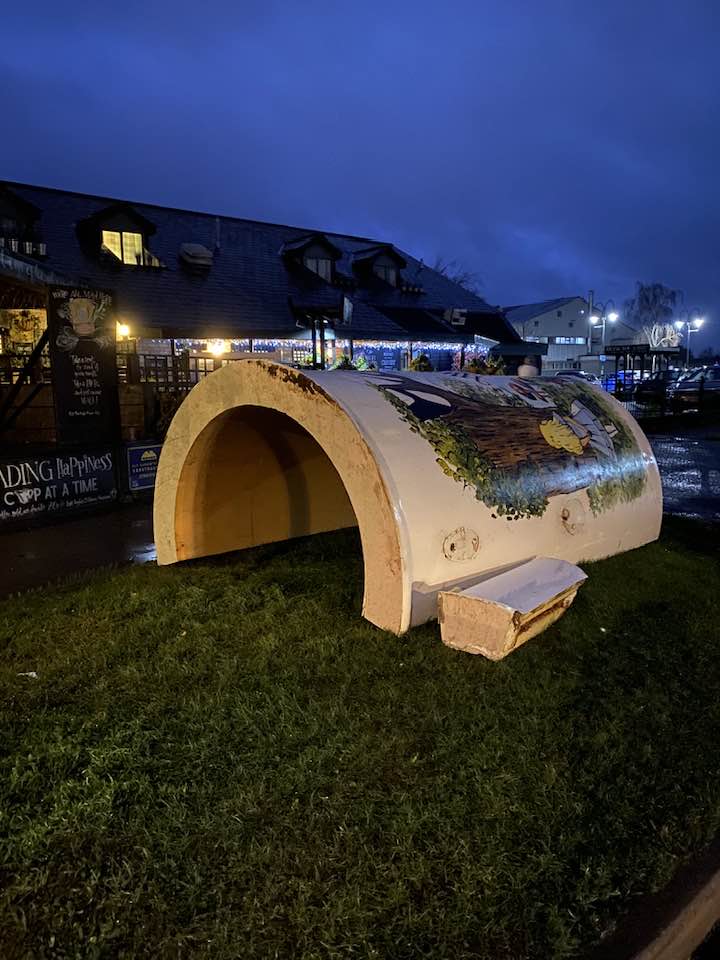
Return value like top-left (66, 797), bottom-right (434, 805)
top-left (116, 322), bottom-right (130, 338)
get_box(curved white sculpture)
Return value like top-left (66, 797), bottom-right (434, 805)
top-left (154, 360), bottom-right (662, 636)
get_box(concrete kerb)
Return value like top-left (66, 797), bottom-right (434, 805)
top-left (589, 838), bottom-right (720, 960)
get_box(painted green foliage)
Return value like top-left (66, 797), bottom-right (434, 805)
top-left (374, 375), bottom-right (647, 520)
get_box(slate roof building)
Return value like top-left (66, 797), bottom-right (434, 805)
top-left (0, 181), bottom-right (522, 375)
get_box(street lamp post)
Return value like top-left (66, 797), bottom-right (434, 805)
top-left (589, 298), bottom-right (618, 381)
top-left (674, 312), bottom-right (705, 368)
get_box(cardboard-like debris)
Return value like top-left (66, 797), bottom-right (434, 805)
top-left (438, 557), bottom-right (587, 659)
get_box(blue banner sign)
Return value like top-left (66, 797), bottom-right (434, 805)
top-left (127, 443), bottom-right (162, 491)
top-left (0, 450), bottom-right (116, 525)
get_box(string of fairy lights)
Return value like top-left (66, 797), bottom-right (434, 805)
top-left (128, 336), bottom-right (492, 358)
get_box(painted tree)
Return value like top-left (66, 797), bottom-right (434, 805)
top-left (373, 374), bottom-right (644, 518)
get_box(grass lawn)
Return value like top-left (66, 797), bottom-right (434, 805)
top-left (1, 517), bottom-right (720, 959)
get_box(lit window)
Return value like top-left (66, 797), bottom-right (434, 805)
top-left (374, 263), bottom-right (397, 286)
top-left (305, 257), bottom-right (332, 281)
top-left (102, 230), bottom-right (122, 259)
top-left (122, 232), bottom-right (143, 265)
top-left (102, 230), bottom-right (145, 265)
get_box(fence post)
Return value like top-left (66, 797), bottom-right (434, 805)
top-left (142, 383), bottom-right (160, 439)
top-left (126, 354), bottom-right (141, 384)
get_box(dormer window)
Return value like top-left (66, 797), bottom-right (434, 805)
top-left (280, 233), bottom-right (341, 284)
top-left (351, 244), bottom-right (406, 288)
top-left (0, 185), bottom-right (41, 251)
top-left (102, 230), bottom-right (145, 265)
top-left (77, 201), bottom-right (160, 268)
top-left (374, 263), bottom-right (397, 286)
top-left (304, 256), bottom-right (332, 281)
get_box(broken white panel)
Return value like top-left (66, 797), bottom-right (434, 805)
top-left (438, 557), bottom-right (587, 660)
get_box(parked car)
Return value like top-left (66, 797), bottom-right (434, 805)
top-left (603, 371), bottom-right (636, 399)
top-left (633, 369), bottom-right (682, 405)
top-left (667, 365), bottom-right (720, 411)
top-left (549, 370), bottom-right (601, 384)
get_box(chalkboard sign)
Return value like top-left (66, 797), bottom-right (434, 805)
top-left (47, 285), bottom-right (119, 445)
top-left (0, 450), bottom-right (117, 526)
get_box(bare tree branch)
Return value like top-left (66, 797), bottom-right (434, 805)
top-left (432, 255), bottom-right (482, 294)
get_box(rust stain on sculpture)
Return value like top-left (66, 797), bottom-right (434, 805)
top-left (260, 361), bottom-right (329, 399)
top-left (154, 361), bottom-right (662, 648)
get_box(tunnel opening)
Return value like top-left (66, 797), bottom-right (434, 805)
top-left (174, 405), bottom-right (359, 562)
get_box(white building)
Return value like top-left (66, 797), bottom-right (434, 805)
top-left (504, 297), bottom-right (591, 373)
top-left (504, 297), bottom-right (644, 376)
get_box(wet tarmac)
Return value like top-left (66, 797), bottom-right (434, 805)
top-left (0, 427), bottom-right (718, 598)
top-left (1, 500), bottom-right (155, 597)
top-left (648, 426), bottom-right (720, 522)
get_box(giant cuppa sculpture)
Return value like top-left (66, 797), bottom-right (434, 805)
top-left (154, 360), bottom-right (662, 657)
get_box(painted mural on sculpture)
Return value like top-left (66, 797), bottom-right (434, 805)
top-left (371, 374), bottom-right (646, 519)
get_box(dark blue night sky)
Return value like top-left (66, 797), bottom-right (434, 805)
top-left (3, 1), bottom-right (719, 348)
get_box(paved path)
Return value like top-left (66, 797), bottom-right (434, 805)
top-left (0, 428), bottom-right (717, 598)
